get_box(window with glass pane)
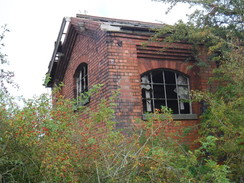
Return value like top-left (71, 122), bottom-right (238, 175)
top-left (141, 69), bottom-right (192, 114)
top-left (75, 63), bottom-right (88, 105)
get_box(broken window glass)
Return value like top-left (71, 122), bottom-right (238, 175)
top-left (141, 69), bottom-right (191, 114)
top-left (75, 63), bottom-right (89, 106)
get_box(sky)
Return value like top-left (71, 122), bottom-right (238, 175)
top-left (0, 0), bottom-right (193, 99)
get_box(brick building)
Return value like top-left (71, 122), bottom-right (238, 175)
top-left (46, 14), bottom-right (214, 147)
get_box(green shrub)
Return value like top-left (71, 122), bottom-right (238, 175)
top-left (0, 86), bottom-right (233, 182)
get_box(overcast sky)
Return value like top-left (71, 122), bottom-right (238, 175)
top-left (0, 0), bottom-right (193, 99)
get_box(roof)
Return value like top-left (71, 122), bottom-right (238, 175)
top-left (45, 14), bottom-right (164, 87)
top-left (76, 14), bottom-right (163, 31)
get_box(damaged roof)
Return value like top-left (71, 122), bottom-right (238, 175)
top-left (76, 14), bottom-right (163, 31)
top-left (45, 14), bottom-right (164, 87)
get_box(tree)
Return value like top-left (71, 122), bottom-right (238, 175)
top-left (156, 0), bottom-right (243, 26)
top-left (152, 0), bottom-right (244, 182)
top-left (1, 1), bottom-right (243, 181)
top-left (0, 25), bottom-right (16, 93)
top-left (0, 87), bottom-right (232, 182)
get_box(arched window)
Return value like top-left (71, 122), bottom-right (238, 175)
top-left (74, 63), bottom-right (88, 105)
top-left (141, 69), bottom-right (192, 114)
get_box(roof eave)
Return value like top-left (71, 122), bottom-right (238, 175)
top-left (46, 17), bottom-right (70, 87)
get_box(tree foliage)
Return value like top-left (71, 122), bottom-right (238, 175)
top-left (152, 0), bottom-right (244, 182)
top-left (0, 25), bottom-right (16, 93)
top-left (152, 0), bottom-right (243, 60)
top-left (154, 0), bottom-right (244, 29)
top-left (0, 87), bottom-right (232, 182)
top-left (0, 1), bottom-right (243, 182)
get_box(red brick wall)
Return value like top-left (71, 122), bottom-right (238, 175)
top-left (106, 33), bottom-right (141, 128)
top-left (58, 18), bottom-right (215, 148)
top-left (61, 18), bottom-right (112, 112)
top-left (104, 32), bottom-right (214, 147)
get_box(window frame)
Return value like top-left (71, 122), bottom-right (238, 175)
top-left (74, 63), bottom-right (89, 106)
top-left (141, 69), bottom-right (197, 120)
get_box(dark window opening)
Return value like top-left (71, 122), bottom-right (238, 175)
top-left (141, 69), bottom-right (192, 114)
top-left (74, 63), bottom-right (89, 106)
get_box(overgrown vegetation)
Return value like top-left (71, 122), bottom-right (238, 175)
top-left (0, 86), bottom-right (232, 182)
top-left (0, 25), bottom-right (16, 93)
top-left (152, 0), bottom-right (244, 182)
top-left (1, 0), bottom-right (243, 182)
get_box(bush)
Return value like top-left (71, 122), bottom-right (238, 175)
top-left (0, 86), bottom-right (232, 182)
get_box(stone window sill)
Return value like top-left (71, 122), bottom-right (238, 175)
top-left (142, 114), bottom-right (198, 120)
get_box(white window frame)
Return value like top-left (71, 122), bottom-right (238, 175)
top-left (141, 69), bottom-right (197, 119)
top-left (75, 63), bottom-right (88, 106)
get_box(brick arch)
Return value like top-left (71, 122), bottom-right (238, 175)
top-left (138, 60), bottom-right (193, 76)
top-left (71, 55), bottom-right (88, 73)
top-left (73, 62), bottom-right (88, 78)
top-left (71, 59), bottom-right (88, 86)
top-left (138, 59), bottom-right (201, 91)
top-left (140, 68), bottom-right (190, 79)
top-left (73, 62), bottom-right (88, 101)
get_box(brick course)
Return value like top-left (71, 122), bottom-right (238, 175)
top-left (47, 15), bottom-right (215, 148)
